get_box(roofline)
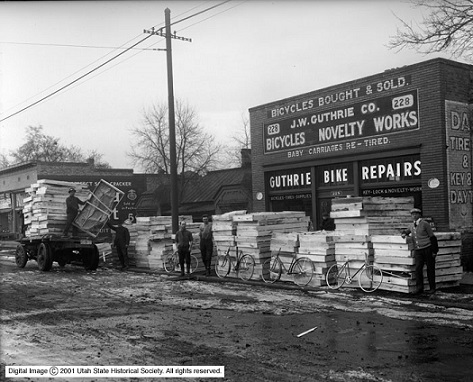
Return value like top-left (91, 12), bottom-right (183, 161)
top-left (249, 57), bottom-right (473, 112)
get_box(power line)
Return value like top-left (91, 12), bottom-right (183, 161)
top-left (0, 0), bottom-right (238, 123)
top-left (0, 34), bottom-right (153, 123)
top-left (0, 41), bottom-right (162, 50)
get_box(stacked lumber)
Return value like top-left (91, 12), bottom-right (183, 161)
top-left (297, 232), bottom-right (335, 286)
top-left (212, 211), bottom-right (245, 252)
top-left (331, 196), bottom-right (413, 235)
top-left (371, 232), bottom-right (463, 293)
top-left (127, 215), bottom-right (193, 270)
top-left (147, 216), bottom-right (173, 270)
top-left (434, 232), bottom-right (463, 289)
top-left (371, 235), bottom-right (416, 293)
top-left (211, 211), bottom-right (244, 268)
top-left (331, 197), bottom-right (367, 235)
top-left (232, 211), bottom-right (309, 281)
top-left (22, 179), bottom-right (90, 237)
top-left (363, 197), bottom-right (414, 234)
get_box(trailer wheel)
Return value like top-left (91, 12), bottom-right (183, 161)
top-left (15, 244), bottom-right (28, 268)
top-left (84, 245), bottom-right (99, 271)
top-left (37, 243), bottom-right (53, 271)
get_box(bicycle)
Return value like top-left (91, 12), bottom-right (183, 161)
top-left (162, 249), bottom-right (199, 274)
top-left (214, 245), bottom-right (255, 281)
top-left (325, 253), bottom-right (383, 293)
top-left (261, 248), bottom-right (314, 287)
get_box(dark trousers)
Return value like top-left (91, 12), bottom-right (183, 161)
top-left (414, 246), bottom-right (436, 292)
top-left (178, 247), bottom-right (191, 274)
top-left (200, 239), bottom-right (213, 269)
top-left (63, 212), bottom-right (78, 236)
top-left (117, 245), bottom-right (129, 268)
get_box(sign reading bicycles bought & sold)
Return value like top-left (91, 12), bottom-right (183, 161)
top-left (264, 76), bottom-right (417, 158)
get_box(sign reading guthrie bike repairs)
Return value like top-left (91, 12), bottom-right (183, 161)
top-left (264, 90), bottom-right (419, 155)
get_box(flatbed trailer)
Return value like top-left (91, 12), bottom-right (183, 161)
top-left (15, 179), bottom-right (124, 272)
top-left (15, 234), bottom-right (100, 271)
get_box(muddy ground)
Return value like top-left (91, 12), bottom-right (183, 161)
top-left (1, 253), bottom-right (473, 382)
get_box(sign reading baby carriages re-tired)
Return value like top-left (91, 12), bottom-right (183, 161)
top-left (73, 179), bottom-right (124, 238)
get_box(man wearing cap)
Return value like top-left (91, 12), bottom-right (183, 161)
top-left (63, 187), bottom-right (87, 237)
top-left (401, 208), bottom-right (437, 294)
top-left (107, 218), bottom-right (131, 271)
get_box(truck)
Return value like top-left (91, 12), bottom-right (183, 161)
top-left (15, 179), bottom-right (124, 271)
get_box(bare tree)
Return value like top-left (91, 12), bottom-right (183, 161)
top-left (389, 0), bottom-right (473, 60)
top-left (220, 113), bottom-right (251, 168)
top-left (7, 125), bottom-right (110, 168)
top-left (129, 100), bottom-right (222, 198)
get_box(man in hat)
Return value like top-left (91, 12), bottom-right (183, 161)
top-left (401, 208), bottom-right (437, 294)
top-left (63, 187), bottom-right (88, 237)
top-left (107, 218), bottom-right (131, 271)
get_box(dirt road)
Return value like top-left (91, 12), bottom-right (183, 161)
top-left (1, 255), bottom-right (473, 382)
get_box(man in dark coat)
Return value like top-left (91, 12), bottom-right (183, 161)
top-left (176, 221), bottom-right (193, 276)
top-left (320, 212), bottom-right (336, 231)
top-left (107, 219), bottom-right (131, 271)
top-left (63, 188), bottom-right (87, 237)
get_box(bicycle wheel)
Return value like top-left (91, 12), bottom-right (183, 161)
top-left (238, 254), bottom-right (255, 281)
top-left (261, 257), bottom-right (282, 283)
top-left (326, 263), bottom-right (348, 289)
top-left (292, 257), bottom-right (314, 287)
top-left (215, 255), bottom-right (230, 278)
top-left (163, 253), bottom-right (176, 273)
top-left (189, 255), bottom-right (199, 274)
top-left (359, 265), bottom-right (383, 292)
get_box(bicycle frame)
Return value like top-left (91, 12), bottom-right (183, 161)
top-left (215, 245), bottom-right (255, 281)
top-left (261, 249), bottom-right (314, 287)
top-left (326, 256), bottom-right (383, 293)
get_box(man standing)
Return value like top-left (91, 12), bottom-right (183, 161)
top-left (63, 187), bottom-right (87, 237)
top-left (107, 219), bottom-right (131, 271)
top-left (402, 208), bottom-right (437, 294)
top-left (176, 221), bottom-right (193, 276)
top-left (199, 214), bottom-right (213, 276)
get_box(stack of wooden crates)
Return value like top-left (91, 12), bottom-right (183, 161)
top-left (331, 196), bottom-right (463, 293)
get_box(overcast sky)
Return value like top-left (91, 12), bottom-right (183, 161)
top-left (0, 1), bottom-right (463, 171)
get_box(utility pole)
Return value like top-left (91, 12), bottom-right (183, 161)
top-left (144, 8), bottom-right (191, 234)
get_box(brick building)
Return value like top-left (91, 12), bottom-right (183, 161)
top-left (249, 58), bottom-right (473, 265)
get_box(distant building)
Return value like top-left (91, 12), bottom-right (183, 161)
top-left (135, 149), bottom-right (253, 221)
top-left (0, 160), bottom-right (146, 239)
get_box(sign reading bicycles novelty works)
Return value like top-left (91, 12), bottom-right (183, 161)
top-left (263, 90), bottom-right (419, 155)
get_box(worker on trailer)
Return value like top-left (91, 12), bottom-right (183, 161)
top-left (63, 187), bottom-right (87, 237)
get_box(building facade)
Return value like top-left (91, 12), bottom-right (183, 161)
top-left (249, 58), bottom-right (473, 235)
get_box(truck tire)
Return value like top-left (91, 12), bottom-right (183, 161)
top-left (15, 244), bottom-right (28, 268)
top-left (84, 245), bottom-right (99, 271)
top-left (37, 243), bottom-right (53, 271)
